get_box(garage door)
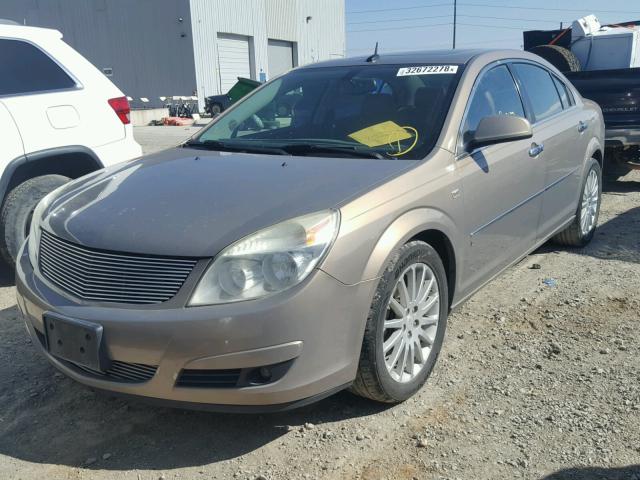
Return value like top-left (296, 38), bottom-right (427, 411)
top-left (217, 33), bottom-right (252, 93)
top-left (268, 39), bottom-right (295, 78)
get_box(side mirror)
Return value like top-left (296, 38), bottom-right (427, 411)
top-left (468, 115), bottom-right (533, 151)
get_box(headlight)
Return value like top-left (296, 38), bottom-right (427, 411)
top-left (189, 210), bottom-right (340, 305)
top-left (27, 189), bottom-right (60, 267)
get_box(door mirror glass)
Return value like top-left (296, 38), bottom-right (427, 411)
top-left (468, 115), bottom-right (532, 150)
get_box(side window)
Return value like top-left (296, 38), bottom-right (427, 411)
top-left (463, 65), bottom-right (525, 143)
top-left (512, 63), bottom-right (563, 122)
top-left (552, 75), bottom-right (573, 109)
top-left (0, 39), bottom-right (77, 96)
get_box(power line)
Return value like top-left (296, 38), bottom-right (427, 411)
top-left (458, 22), bottom-right (534, 30)
top-left (458, 3), bottom-right (640, 15)
top-left (347, 13), bottom-right (570, 27)
top-left (347, 36), bottom-right (521, 53)
top-left (347, 2), bottom-right (452, 14)
top-left (348, 22), bottom-right (453, 33)
top-left (458, 14), bottom-right (572, 24)
top-left (347, 14), bottom-right (452, 25)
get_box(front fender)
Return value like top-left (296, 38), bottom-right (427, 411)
top-left (321, 207), bottom-right (462, 291)
top-left (361, 208), bottom-right (461, 281)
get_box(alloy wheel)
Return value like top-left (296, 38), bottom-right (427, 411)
top-left (382, 263), bottom-right (440, 383)
top-left (580, 169), bottom-right (599, 236)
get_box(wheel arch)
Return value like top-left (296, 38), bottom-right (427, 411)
top-left (0, 146), bottom-right (103, 208)
top-left (591, 147), bottom-right (603, 168)
top-left (408, 229), bottom-right (457, 308)
top-left (585, 136), bottom-right (603, 168)
top-left (359, 208), bottom-right (461, 307)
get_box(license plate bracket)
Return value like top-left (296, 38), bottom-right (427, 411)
top-left (44, 314), bottom-right (110, 371)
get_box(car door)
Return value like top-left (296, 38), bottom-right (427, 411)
top-left (510, 63), bottom-right (583, 240)
top-left (456, 64), bottom-right (546, 292)
top-left (0, 100), bottom-right (25, 189)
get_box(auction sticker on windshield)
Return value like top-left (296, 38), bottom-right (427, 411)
top-left (397, 65), bottom-right (459, 76)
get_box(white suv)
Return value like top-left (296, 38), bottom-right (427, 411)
top-left (0, 22), bottom-right (142, 266)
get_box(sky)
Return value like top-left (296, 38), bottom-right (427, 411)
top-left (345, 0), bottom-right (640, 55)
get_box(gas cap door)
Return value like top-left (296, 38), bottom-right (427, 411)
top-left (46, 105), bottom-right (80, 129)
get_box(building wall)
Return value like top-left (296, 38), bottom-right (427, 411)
top-left (189, 0), bottom-right (345, 107)
top-left (0, 0), bottom-right (198, 108)
top-left (0, 0), bottom-right (345, 111)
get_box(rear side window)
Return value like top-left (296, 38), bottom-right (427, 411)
top-left (552, 75), bottom-right (574, 108)
top-left (463, 64), bottom-right (525, 141)
top-left (0, 39), bottom-right (77, 96)
top-left (512, 63), bottom-right (563, 122)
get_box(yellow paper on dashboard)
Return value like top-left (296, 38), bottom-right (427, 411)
top-left (348, 121), bottom-right (412, 147)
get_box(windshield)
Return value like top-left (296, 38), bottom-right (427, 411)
top-left (191, 63), bottom-right (463, 160)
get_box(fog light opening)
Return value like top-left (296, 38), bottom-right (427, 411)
top-left (248, 366), bottom-right (273, 385)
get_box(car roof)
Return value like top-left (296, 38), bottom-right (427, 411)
top-left (0, 23), bottom-right (62, 41)
top-left (300, 49), bottom-right (529, 69)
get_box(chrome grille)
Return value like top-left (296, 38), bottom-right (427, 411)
top-left (39, 229), bottom-right (198, 305)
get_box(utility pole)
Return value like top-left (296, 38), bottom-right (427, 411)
top-left (453, 0), bottom-right (457, 49)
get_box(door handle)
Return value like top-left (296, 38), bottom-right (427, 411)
top-left (529, 143), bottom-right (544, 157)
top-left (578, 120), bottom-right (588, 133)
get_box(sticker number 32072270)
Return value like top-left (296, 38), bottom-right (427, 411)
top-left (397, 65), bottom-right (459, 76)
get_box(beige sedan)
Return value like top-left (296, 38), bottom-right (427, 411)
top-left (16, 49), bottom-right (604, 411)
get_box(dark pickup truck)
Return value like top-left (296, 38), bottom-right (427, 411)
top-left (567, 68), bottom-right (640, 177)
top-left (524, 25), bottom-right (640, 178)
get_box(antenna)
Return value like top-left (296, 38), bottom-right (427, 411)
top-left (366, 42), bottom-right (379, 63)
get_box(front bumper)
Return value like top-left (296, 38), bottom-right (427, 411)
top-left (15, 245), bottom-right (375, 410)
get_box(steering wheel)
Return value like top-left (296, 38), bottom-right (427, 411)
top-left (245, 114), bottom-right (264, 130)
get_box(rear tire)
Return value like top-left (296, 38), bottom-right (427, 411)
top-left (553, 158), bottom-right (601, 247)
top-left (530, 45), bottom-right (581, 72)
top-left (0, 175), bottom-right (69, 266)
top-left (350, 241), bottom-right (448, 403)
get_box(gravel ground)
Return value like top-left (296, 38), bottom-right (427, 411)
top-left (0, 127), bottom-right (638, 479)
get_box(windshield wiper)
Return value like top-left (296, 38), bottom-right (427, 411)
top-left (279, 143), bottom-right (392, 159)
top-left (184, 139), bottom-right (291, 156)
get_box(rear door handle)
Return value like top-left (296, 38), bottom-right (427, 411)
top-left (578, 120), bottom-right (588, 133)
top-left (529, 143), bottom-right (544, 157)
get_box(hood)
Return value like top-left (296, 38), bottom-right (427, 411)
top-left (44, 148), bottom-right (410, 257)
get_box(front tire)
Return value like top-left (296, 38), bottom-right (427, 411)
top-left (0, 175), bottom-right (70, 266)
top-left (210, 103), bottom-right (223, 116)
top-left (351, 241), bottom-right (448, 403)
top-left (553, 158), bottom-right (602, 247)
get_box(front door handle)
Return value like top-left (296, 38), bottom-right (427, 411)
top-left (578, 120), bottom-right (588, 133)
top-left (529, 143), bottom-right (544, 157)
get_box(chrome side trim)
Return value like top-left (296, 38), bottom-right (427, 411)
top-left (470, 166), bottom-right (579, 237)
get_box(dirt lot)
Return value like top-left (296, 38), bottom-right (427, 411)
top-left (0, 127), bottom-right (638, 479)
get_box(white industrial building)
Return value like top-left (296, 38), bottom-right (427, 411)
top-left (1, 0), bottom-right (346, 109)
top-left (191, 0), bottom-right (346, 97)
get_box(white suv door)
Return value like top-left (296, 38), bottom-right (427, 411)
top-left (0, 100), bottom-right (24, 173)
